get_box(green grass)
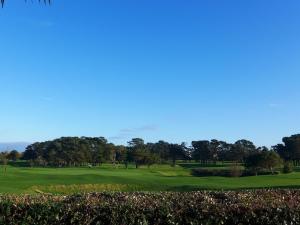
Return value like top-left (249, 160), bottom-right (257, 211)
top-left (0, 163), bottom-right (300, 194)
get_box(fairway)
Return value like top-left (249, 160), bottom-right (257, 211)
top-left (1, 164), bottom-right (300, 194)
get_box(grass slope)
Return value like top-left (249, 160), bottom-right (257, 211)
top-left (0, 164), bottom-right (300, 194)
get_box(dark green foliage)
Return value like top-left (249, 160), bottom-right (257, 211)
top-left (168, 143), bottom-right (188, 166)
top-left (273, 144), bottom-right (289, 161)
top-left (245, 151), bottom-right (282, 175)
top-left (7, 150), bottom-right (20, 162)
top-left (282, 134), bottom-right (300, 165)
top-left (242, 170), bottom-right (280, 176)
top-left (191, 168), bottom-right (279, 177)
top-left (19, 134), bottom-right (300, 172)
top-left (272, 134), bottom-right (300, 165)
top-left (191, 168), bottom-right (245, 177)
top-left (191, 139), bottom-right (257, 164)
top-left (230, 139), bottom-right (257, 162)
top-left (283, 162), bottom-right (294, 174)
top-left (127, 138), bottom-right (161, 168)
top-left (191, 140), bottom-right (211, 163)
top-left (23, 137), bottom-right (189, 168)
top-left (0, 191), bottom-right (299, 224)
top-left (23, 137), bottom-right (116, 167)
top-left (191, 168), bottom-right (235, 177)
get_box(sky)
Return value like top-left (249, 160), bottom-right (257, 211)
top-left (0, 0), bottom-right (300, 147)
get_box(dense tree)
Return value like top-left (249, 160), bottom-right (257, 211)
top-left (168, 143), bottom-right (187, 167)
top-left (147, 141), bottom-right (170, 162)
top-left (192, 140), bottom-right (230, 164)
top-left (20, 134), bottom-right (300, 169)
top-left (191, 141), bottom-right (211, 164)
top-left (245, 150), bottom-right (282, 175)
top-left (271, 135), bottom-right (300, 166)
top-left (114, 145), bottom-right (127, 166)
top-left (127, 138), bottom-right (160, 168)
top-left (209, 139), bottom-right (223, 164)
top-left (272, 144), bottom-right (289, 161)
top-left (22, 142), bottom-right (40, 161)
top-left (245, 153), bottom-right (264, 175)
top-left (217, 141), bottom-right (232, 162)
top-left (127, 138), bottom-right (145, 168)
top-left (282, 134), bottom-right (300, 165)
top-left (128, 138), bottom-right (145, 148)
top-left (264, 151), bottom-right (283, 174)
top-left (23, 137), bottom-right (116, 167)
top-left (7, 150), bottom-right (20, 161)
top-left (229, 140), bottom-right (256, 163)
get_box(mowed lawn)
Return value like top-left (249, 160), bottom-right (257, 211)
top-left (0, 164), bottom-right (300, 194)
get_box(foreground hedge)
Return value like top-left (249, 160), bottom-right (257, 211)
top-left (0, 190), bottom-right (300, 224)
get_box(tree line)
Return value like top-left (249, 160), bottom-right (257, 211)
top-left (2, 134), bottom-right (295, 168)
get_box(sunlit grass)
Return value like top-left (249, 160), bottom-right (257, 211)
top-left (0, 163), bottom-right (299, 194)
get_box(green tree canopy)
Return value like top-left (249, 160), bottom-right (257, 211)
top-left (245, 151), bottom-right (282, 175)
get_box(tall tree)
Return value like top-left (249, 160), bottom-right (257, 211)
top-left (272, 144), bottom-right (289, 161)
top-left (128, 138), bottom-right (145, 148)
top-left (191, 141), bottom-right (211, 164)
top-left (282, 134), bottom-right (300, 165)
top-left (127, 138), bottom-right (146, 168)
top-left (229, 140), bottom-right (256, 163)
top-left (7, 150), bottom-right (20, 162)
top-left (168, 143), bottom-right (187, 167)
top-left (147, 141), bottom-right (170, 162)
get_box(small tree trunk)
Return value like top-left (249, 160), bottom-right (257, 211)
top-left (271, 167), bottom-right (274, 175)
top-left (172, 159), bottom-right (176, 167)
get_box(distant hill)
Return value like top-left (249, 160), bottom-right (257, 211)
top-left (0, 142), bottom-right (30, 152)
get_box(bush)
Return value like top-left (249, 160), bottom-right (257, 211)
top-left (283, 162), bottom-right (294, 174)
top-left (192, 168), bottom-right (279, 177)
top-left (229, 165), bottom-right (243, 177)
top-left (191, 168), bottom-right (232, 177)
top-left (242, 169), bottom-right (280, 176)
top-left (0, 191), bottom-right (299, 224)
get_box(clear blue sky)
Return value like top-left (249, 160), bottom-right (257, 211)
top-left (0, 0), bottom-right (300, 147)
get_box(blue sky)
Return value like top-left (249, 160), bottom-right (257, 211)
top-left (0, 0), bottom-right (300, 147)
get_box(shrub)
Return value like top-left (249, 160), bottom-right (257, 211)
top-left (242, 169), bottom-right (280, 176)
top-left (0, 191), bottom-right (299, 224)
top-left (283, 161), bottom-right (294, 174)
top-left (192, 168), bottom-right (279, 177)
top-left (191, 168), bottom-right (231, 177)
top-left (229, 165), bottom-right (243, 177)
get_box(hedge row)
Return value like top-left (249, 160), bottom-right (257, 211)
top-left (191, 168), bottom-right (280, 177)
top-left (0, 190), bottom-right (299, 224)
